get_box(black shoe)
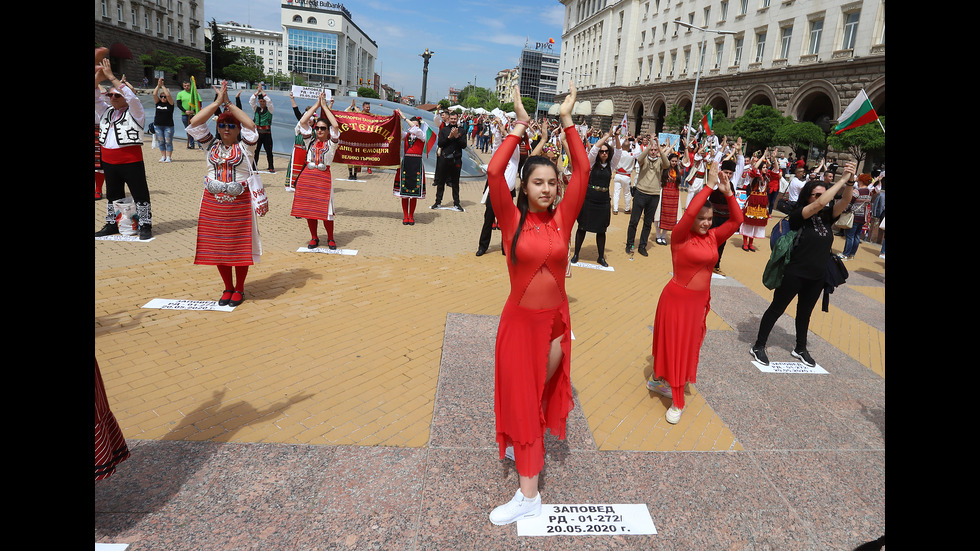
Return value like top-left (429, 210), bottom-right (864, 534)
top-left (625, 244), bottom-right (633, 254)
top-left (597, 257), bottom-right (608, 267)
top-left (218, 289), bottom-right (234, 306)
top-left (430, 203), bottom-right (441, 209)
top-left (750, 346), bottom-right (769, 366)
top-left (792, 349), bottom-right (816, 367)
top-left (453, 204), bottom-right (465, 212)
top-left (638, 246), bottom-right (648, 257)
top-left (229, 290), bottom-right (245, 307)
top-left (570, 254), bottom-right (578, 264)
top-left (95, 223), bottom-right (119, 237)
top-left (138, 224), bottom-right (152, 240)
top-left (476, 249), bottom-right (487, 257)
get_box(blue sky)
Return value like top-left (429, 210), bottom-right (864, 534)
top-left (205, 0), bottom-right (566, 102)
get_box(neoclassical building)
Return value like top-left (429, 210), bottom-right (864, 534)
top-left (556, 0), bottom-right (885, 137)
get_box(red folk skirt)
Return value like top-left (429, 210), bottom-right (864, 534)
top-left (287, 145), bottom-right (306, 188)
top-left (290, 166), bottom-right (334, 220)
top-left (660, 182), bottom-right (680, 231)
top-left (651, 280), bottom-right (710, 386)
top-left (494, 299), bottom-right (574, 477)
top-left (194, 183), bottom-right (255, 266)
top-left (95, 359), bottom-right (130, 480)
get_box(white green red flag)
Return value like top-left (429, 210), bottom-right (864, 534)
top-left (701, 109), bottom-right (713, 135)
top-left (833, 89), bottom-right (878, 134)
top-left (423, 122), bottom-right (437, 157)
top-left (189, 76), bottom-right (203, 114)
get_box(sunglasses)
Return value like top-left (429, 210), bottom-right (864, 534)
top-left (217, 123), bottom-right (239, 129)
top-left (315, 126), bottom-right (329, 131)
top-left (105, 93), bottom-right (123, 99)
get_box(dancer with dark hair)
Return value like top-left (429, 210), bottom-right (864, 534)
top-left (486, 82), bottom-right (589, 526)
top-left (393, 110), bottom-right (426, 225)
top-left (290, 92), bottom-right (342, 250)
top-left (186, 80), bottom-right (269, 307)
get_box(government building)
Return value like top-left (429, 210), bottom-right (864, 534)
top-left (557, 0), bottom-right (885, 138)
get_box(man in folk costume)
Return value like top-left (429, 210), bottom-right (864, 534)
top-left (250, 85), bottom-right (275, 173)
top-left (94, 58), bottom-right (153, 240)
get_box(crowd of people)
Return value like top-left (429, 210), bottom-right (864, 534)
top-left (96, 52), bottom-right (884, 527)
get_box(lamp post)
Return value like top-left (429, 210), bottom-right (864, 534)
top-left (419, 49), bottom-right (434, 105)
top-left (673, 21), bottom-right (735, 132)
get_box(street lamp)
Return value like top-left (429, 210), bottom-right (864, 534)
top-left (673, 20), bottom-right (736, 132)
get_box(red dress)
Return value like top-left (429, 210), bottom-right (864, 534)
top-left (95, 359), bottom-right (129, 480)
top-left (651, 186), bottom-right (742, 392)
top-left (489, 129), bottom-right (590, 477)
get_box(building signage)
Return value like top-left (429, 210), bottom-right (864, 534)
top-left (284, 0), bottom-right (352, 18)
top-left (535, 38), bottom-right (556, 51)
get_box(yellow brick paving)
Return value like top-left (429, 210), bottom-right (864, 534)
top-left (95, 140), bottom-right (884, 454)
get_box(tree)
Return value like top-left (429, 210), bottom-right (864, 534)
top-left (205, 19), bottom-right (239, 83)
top-left (732, 104), bottom-right (794, 152)
top-left (773, 121), bottom-right (826, 155)
top-left (223, 47), bottom-right (265, 86)
top-left (826, 116), bottom-right (885, 169)
top-left (438, 99), bottom-right (450, 109)
top-left (663, 105), bottom-right (689, 134)
top-left (139, 50), bottom-right (180, 76)
top-left (357, 86), bottom-right (380, 99)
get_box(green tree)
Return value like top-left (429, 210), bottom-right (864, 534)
top-left (139, 50), bottom-right (180, 76)
top-left (664, 105), bottom-right (689, 134)
top-left (732, 104), bottom-right (794, 152)
top-left (205, 19), bottom-right (239, 82)
top-left (826, 116), bottom-right (885, 169)
top-left (223, 47), bottom-right (265, 86)
top-left (773, 120), bottom-right (826, 154)
top-left (357, 86), bottom-right (380, 99)
top-left (438, 99), bottom-right (451, 110)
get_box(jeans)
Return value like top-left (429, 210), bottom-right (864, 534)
top-left (843, 222), bottom-right (863, 256)
top-left (181, 114), bottom-right (195, 147)
top-left (155, 125), bottom-right (174, 152)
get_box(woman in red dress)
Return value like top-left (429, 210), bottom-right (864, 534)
top-left (645, 162), bottom-right (742, 424)
top-left (487, 83), bottom-right (590, 526)
top-left (290, 92), bottom-right (342, 249)
top-left (655, 151), bottom-right (683, 245)
top-left (186, 81), bottom-right (268, 307)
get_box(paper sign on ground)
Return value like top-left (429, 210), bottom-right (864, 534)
top-left (297, 248), bottom-right (358, 255)
top-left (517, 504), bottom-right (656, 536)
top-left (752, 361), bottom-right (828, 374)
top-left (142, 298), bottom-right (234, 311)
top-left (95, 235), bottom-right (153, 242)
top-left (571, 262), bottom-right (615, 272)
top-left (95, 543), bottom-right (129, 550)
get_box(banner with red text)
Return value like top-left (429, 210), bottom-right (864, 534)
top-left (330, 111), bottom-right (401, 167)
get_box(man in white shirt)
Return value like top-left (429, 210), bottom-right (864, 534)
top-left (784, 165), bottom-right (808, 210)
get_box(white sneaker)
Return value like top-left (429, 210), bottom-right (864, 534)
top-left (504, 445), bottom-right (515, 461)
top-left (159, 156), bottom-right (166, 162)
top-left (489, 488), bottom-right (541, 525)
top-left (165, 157), bottom-right (172, 163)
top-left (665, 405), bottom-right (683, 424)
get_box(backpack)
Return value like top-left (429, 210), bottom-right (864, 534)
top-left (762, 227), bottom-right (800, 290)
top-left (769, 217), bottom-right (791, 250)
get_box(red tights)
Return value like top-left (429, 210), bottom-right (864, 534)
top-left (217, 265), bottom-right (248, 292)
top-left (307, 219), bottom-right (334, 241)
top-left (400, 198), bottom-right (417, 220)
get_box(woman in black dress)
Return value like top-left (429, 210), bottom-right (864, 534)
top-left (570, 126), bottom-right (622, 267)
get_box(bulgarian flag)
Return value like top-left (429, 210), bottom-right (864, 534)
top-left (833, 89), bottom-right (879, 134)
top-left (189, 76), bottom-right (203, 114)
top-left (423, 122), bottom-right (437, 157)
top-left (701, 109), bottom-right (713, 135)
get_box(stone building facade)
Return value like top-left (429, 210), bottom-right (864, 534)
top-left (556, 0), bottom-right (885, 140)
top-left (94, 0), bottom-right (206, 86)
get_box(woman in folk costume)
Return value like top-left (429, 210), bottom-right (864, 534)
top-left (739, 153), bottom-right (775, 252)
top-left (290, 92), bottom-right (342, 249)
top-left (682, 134), bottom-right (720, 208)
top-left (655, 151), bottom-right (684, 245)
top-left (186, 80), bottom-right (269, 307)
top-left (645, 162), bottom-right (742, 424)
top-left (392, 111), bottom-right (426, 225)
top-left (486, 83), bottom-right (590, 526)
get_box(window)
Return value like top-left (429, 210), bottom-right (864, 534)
top-left (307, 17), bottom-right (317, 24)
top-left (733, 37), bottom-right (743, 66)
top-left (739, 0), bottom-right (748, 16)
top-left (808, 19), bottom-right (823, 55)
top-left (755, 32), bottom-right (766, 63)
top-left (116, 2), bottom-right (123, 22)
top-left (779, 26), bottom-right (792, 59)
top-left (703, 7), bottom-right (711, 26)
top-left (293, 15), bottom-right (301, 22)
top-left (101, 0), bottom-right (107, 18)
top-left (842, 11), bottom-right (860, 50)
top-left (714, 41), bottom-right (724, 69)
top-left (131, 6), bottom-right (138, 26)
